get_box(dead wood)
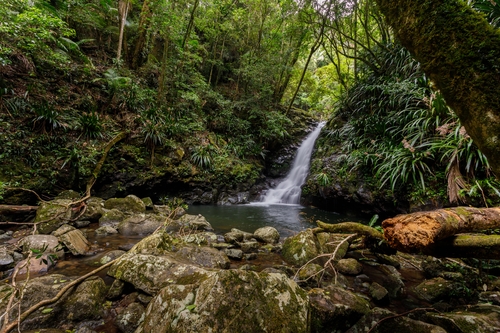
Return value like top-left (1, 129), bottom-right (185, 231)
top-left (425, 234), bottom-right (500, 259)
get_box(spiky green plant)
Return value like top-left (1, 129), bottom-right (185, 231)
top-left (78, 111), bottom-right (103, 139)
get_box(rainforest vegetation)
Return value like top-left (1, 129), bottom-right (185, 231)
top-left (1, 0), bottom-right (500, 212)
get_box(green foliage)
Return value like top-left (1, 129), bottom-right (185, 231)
top-left (32, 102), bottom-right (66, 134)
top-left (78, 111), bottom-right (103, 139)
top-left (191, 145), bottom-right (215, 169)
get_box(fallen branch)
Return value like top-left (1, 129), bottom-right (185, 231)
top-left (316, 221), bottom-right (384, 241)
top-left (0, 205), bottom-right (38, 214)
top-left (0, 259), bottom-right (117, 333)
top-left (382, 207), bottom-right (500, 253)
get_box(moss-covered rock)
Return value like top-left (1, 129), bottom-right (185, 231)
top-left (104, 195), bottom-right (146, 214)
top-left (34, 199), bottom-right (73, 234)
top-left (309, 286), bottom-right (371, 333)
top-left (414, 277), bottom-right (455, 303)
top-left (282, 229), bottom-right (319, 266)
top-left (172, 246), bottom-right (230, 269)
top-left (138, 270), bottom-right (310, 333)
top-left (117, 213), bottom-right (165, 236)
top-left (425, 304), bottom-right (500, 333)
top-left (336, 258), bottom-right (363, 275)
top-left (98, 208), bottom-right (125, 228)
top-left (253, 226), bottom-right (280, 244)
top-left (62, 276), bottom-right (107, 321)
top-left (115, 302), bottom-right (146, 333)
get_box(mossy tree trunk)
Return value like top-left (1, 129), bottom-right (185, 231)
top-left (374, 0), bottom-right (500, 175)
top-left (382, 207), bottom-right (500, 252)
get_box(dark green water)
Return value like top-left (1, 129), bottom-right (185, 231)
top-left (187, 203), bottom-right (368, 238)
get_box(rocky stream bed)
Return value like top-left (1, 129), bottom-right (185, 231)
top-left (1, 192), bottom-right (500, 332)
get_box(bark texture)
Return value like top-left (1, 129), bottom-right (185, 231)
top-left (375, 0), bottom-right (500, 175)
top-left (382, 207), bottom-right (500, 252)
top-left (428, 234), bottom-right (500, 259)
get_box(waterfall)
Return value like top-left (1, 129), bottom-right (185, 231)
top-left (262, 122), bottom-right (325, 204)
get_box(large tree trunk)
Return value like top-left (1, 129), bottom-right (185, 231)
top-left (382, 207), bottom-right (500, 252)
top-left (374, 0), bottom-right (500, 175)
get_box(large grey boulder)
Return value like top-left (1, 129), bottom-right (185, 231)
top-left (117, 213), bottom-right (165, 236)
top-left (137, 270), bottom-right (310, 333)
top-left (173, 246), bottom-right (230, 269)
top-left (107, 252), bottom-right (214, 295)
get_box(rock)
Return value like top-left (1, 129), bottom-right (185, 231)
top-left (181, 232), bottom-right (217, 246)
top-left (141, 197), bottom-right (154, 209)
top-left (81, 197), bottom-right (105, 221)
top-left (282, 229), bottom-right (319, 266)
top-left (479, 291), bottom-right (500, 305)
top-left (34, 199), bottom-right (73, 234)
top-left (337, 258), bottom-right (363, 275)
top-left (222, 248), bottom-right (244, 260)
top-left (74, 220), bottom-right (91, 228)
top-left (104, 195), bottom-right (146, 214)
top-left (20, 235), bottom-right (64, 258)
top-left (0, 247), bottom-right (14, 268)
top-left (62, 277), bottom-right (107, 321)
top-left (107, 279), bottom-right (125, 300)
top-left (374, 253), bottom-right (401, 268)
top-left (52, 224), bottom-right (76, 237)
top-left (137, 270), bottom-right (310, 333)
top-left (239, 241), bottom-right (260, 253)
top-left (117, 213), bottom-right (165, 236)
top-left (107, 252), bottom-right (213, 295)
top-left (369, 282), bottom-right (389, 303)
top-left (377, 264), bottom-right (405, 298)
top-left (309, 286), bottom-right (371, 333)
top-left (15, 254), bottom-right (56, 274)
top-left (425, 304), bottom-right (500, 332)
top-left (115, 302), bottom-right (145, 333)
top-left (57, 228), bottom-right (91, 255)
top-left (296, 263), bottom-right (324, 286)
top-left (345, 307), bottom-right (447, 333)
top-left (56, 190), bottom-right (81, 200)
top-left (98, 209), bottom-right (125, 228)
top-left (99, 250), bottom-right (126, 265)
top-left (316, 232), bottom-right (350, 260)
top-left (253, 226), bottom-right (280, 244)
top-left (128, 231), bottom-right (180, 255)
top-left (414, 277), bottom-right (454, 303)
top-left (212, 243), bottom-right (234, 250)
top-left (173, 246), bottom-right (230, 269)
top-left (176, 214), bottom-right (213, 231)
top-left (94, 226), bottom-right (118, 235)
top-left (244, 253), bottom-right (258, 260)
top-left (224, 231), bottom-right (244, 243)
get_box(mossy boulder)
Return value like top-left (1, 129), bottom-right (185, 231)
top-left (176, 214), bottom-right (214, 231)
top-left (117, 213), bottom-right (165, 236)
top-left (104, 195), bottom-right (146, 214)
top-left (309, 286), bottom-right (371, 333)
top-left (425, 304), bottom-right (500, 332)
top-left (98, 208), bottom-right (125, 228)
top-left (316, 232), bottom-right (350, 260)
top-left (254, 226), bottom-right (280, 244)
top-left (137, 270), bottom-right (310, 333)
top-left (414, 277), bottom-right (455, 303)
top-left (34, 199), bottom-right (73, 234)
top-left (282, 229), bottom-right (319, 266)
top-left (115, 302), bottom-right (146, 333)
top-left (173, 246), bottom-right (230, 269)
top-left (81, 197), bottom-right (105, 221)
top-left (128, 231), bottom-right (182, 255)
top-left (61, 276), bottom-right (107, 321)
top-left (337, 258), bottom-right (363, 275)
top-left (107, 252), bottom-right (214, 295)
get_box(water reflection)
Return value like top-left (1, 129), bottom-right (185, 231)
top-left (187, 204), bottom-right (367, 238)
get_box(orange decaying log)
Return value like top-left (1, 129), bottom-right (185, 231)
top-left (382, 207), bottom-right (500, 253)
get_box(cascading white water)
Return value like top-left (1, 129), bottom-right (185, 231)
top-left (262, 122), bottom-right (325, 204)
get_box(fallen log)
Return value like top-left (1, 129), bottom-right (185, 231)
top-left (0, 205), bottom-right (38, 214)
top-left (382, 207), bottom-right (500, 253)
top-left (426, 234), bottom-right (500, 259)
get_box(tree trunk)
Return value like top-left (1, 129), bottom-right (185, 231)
top-left (382, 207), bottom-right (500, 252)
top-left (427, 234), bottom-right (500, 259)
top-left (374, 0), bottom-right (500, 176)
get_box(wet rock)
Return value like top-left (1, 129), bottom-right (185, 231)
top-left (80, 197), bottom-right (105, 221)
top-left (425, 304), bottom-right (500, 332)
top-left (254, 226), bottom-right (280, 244)
top-left (115, 302), bottom-right (145, 333)
top-left (337, 258), bottom-right (363, 275)
top-left (98, 209), bottom-right (125, 228)
top-left (94, 226), bottom-right (118, 235)
top-left (369, 282), bottom-right (389, 303)
top-left (104, 195), bottom-right (146, 214)
top-left (107, 279), bottom-right (125, 300)
top-left (346, 307), bottom-right (446, 333)
top-left (414, 277), bottom-right (454, 303)
top-left (223, 248), bottom-right (244, 260)
top-left (479, 291), bottom-right (500, 305)
top-left (0, 247), bottom-right (14, 269)
top-left (239, 241), bottom-right (259, 253)
top-left (107, 252), bottom-right (213, 295)
top-left (20, 235), bottom-right (64, 258)
top-left (173, 246), bottom-right (230, 269)
top-left (309, 286), bottom-right (371, 333)
top-left (34, 199), bottom-right (73, 234)
top-left (282, 229), bottom-right (319, 266)
top-left (137, 270), bottom-right (309, 333)
top-left (56, 227), bottom-right (91, 255)
top-left (176, 214), bottom-right (213, 231)
top-left (62, 277), bottom-right (107, 322)
top-left (316, 233), bottom-right (350, 259)
top-left (117, 213), bottom-right (164, 236)
top-left (377, 264), bottom-right (405, 298)
top-left (99, 250), bottom-right (126, 265)
top-left (297, 263), bottom-right (323, 286)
